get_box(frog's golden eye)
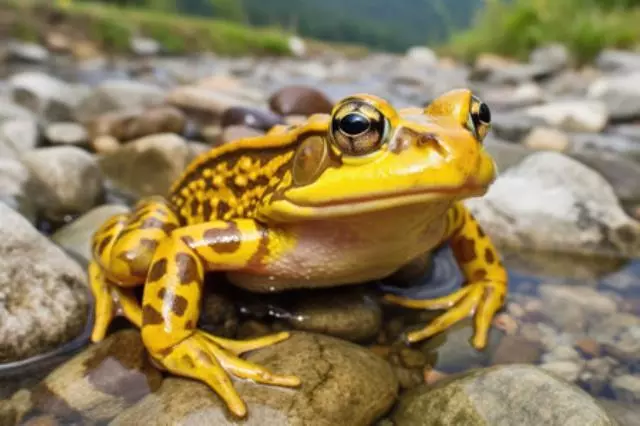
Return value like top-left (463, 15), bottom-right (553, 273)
top-left (330, 100), bottom-right (389, 156)
top-left (292, 135), bottom-right (330, 186)
top-left (467, 95), bottom-right (491, 142)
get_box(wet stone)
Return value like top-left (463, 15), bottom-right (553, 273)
top-left (111, 332), bottom-right (398, 426)
top-left (98, 133), bottom-right (190, 198)
top-left (268, 85), bottom-right (334, 116)
top-left (282, 287), bottom-right (383, 342)
top-left (0, 202), bottom-right (88, 364)
top-left (220, 106), bottom-right (285, 131)
top-left (390, 364), bottom-right (618, 426)
top-left (21, 146), bottom-right (104, 222)
top-left (86, 106), bottom-right (187, 143)
top-left (24, 330), bottom-right (162, 424)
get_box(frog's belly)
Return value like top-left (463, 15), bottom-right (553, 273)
top-left (225, 212), bottom-right (446, 293)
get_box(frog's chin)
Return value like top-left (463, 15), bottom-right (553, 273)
top-left (264, 183), bottom-right (487, 221)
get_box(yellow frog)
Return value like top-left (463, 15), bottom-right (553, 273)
top-left (88, 88), bottom-right (507, 417)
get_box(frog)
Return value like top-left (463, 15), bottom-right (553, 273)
top-left (88, 88), bottom-right (508, 418)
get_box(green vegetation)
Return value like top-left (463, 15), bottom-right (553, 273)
top-left (69, 0), bottom-right (484, 53)
top-left (445, 0), bottom-right (640, 64)
top-left (4, 0), bottom-right (293, 56)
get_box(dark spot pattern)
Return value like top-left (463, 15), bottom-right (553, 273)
top-left (176, 252), bottom-right (199, 284)
top-left (157, 288), bottom-right (166, 299)
top-left (472, 269), bottom-right (488, 281)
top-left (148, 258), bottom-right (168, 282)
top-left (97, 235), bottom-right (113, 255)
top-left (203, 223), bottom-right (242, 253)
top-left (484, 248), bottom-right (495, 264)
top-left (142, 305), bottom-right (164, 326)
top-left (171, 295), bottom-right (189, 316)
top-left (476, 223), bottom-right (485, 238)
top-left (451, 236), bottom-right (477, 263)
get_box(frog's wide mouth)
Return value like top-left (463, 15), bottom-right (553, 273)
top-left (304, 181), bottom-right (486, 208)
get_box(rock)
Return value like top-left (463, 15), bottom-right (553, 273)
top-left (220, 125), bottom-right (264, 145)
top-left (540, 361), bottom-right (583, 382)
top-left (522, 127), bottom-right (569, 151)
top-left (0, 202), bottom-right (88, 363)
top-left (111, 332), bottom-right (398, 426)
top-left (74, 80), bottom-right (166, 122)
top-left (166, 85), bottom-right (256, 120)
top-left (481, 63), bottom-right (561, 85)
top-left (0, 100), bottom-right (35, 122)
top-left (98, 133), bottom-right (190, 198)
top-left (24, 330), bottom-right (163, 424)
top-left (288, 36), bottom-right (306, 57)
top-left (44, 122), bottom-right (88, 146)
top-left (130, 36), bottom-right (161, 56)
top-left (21, 146), bottom-right (103, 221)
top-left (420, 317), bottom-right (504, 373)
top-left (569, 151), bottom-right (640, 204)
top-left (569, 133), bottom-right (640, 162)
top-left (220, 106), bottom-right (284, 131)
top-left (0, 158), bottom-right (36, 222)
top-left (6, 41), bottom-right (49, 64)
top-left (588, 72), bottom-right (640, 121)
top-left (539, 284), bottom-right (617, 318)
top-left (405, 46), bottom-right (438, 65)
top-left (0, 118), bottom-right (39, 159)
top-left (598, 399), bottom-right (640, 426)
top-left (490, 335), bottom-right (543, 365)
top-left (8, 72), bottom-right (81, 122)
top-left (481, 83), bottom-right (545, 110)
top-left (92, 135), bottom-right (120, 154)
top-left (390, 364), bottom-right (617, 426)
top-left (279, 287), bottom-right (382, 342)
top-left (542, 345), bottom-right (583, 363)
top-left (524, 100), bottom-right (608, 133)
top-left (483, 138), bottom-right (534, 171)
top-left (86, 106), bottom-right (187, 142)
top-left (610, 375), bottom-right (640, 403)
top-left (464, 151), bottom-right (640, 257)
top-left (51, 204), bottom-right (130, 264)
top-left (268, 86), bottom-right (333, 116)
top-left (490, 111), bottom-right (545, 142)
top-left (529, 43), bottom-right (571, 72)
top-left (609, 124), bottom-right (640, 141)
top-left (596, 49), bottom-right (640, 72)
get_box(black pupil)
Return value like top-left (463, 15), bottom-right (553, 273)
top-left (478, 103), bottom-right (491, 123)
top-left (340, 113), bottom-right (370, 135)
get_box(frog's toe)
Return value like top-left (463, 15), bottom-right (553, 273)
top-left (205, 331), bottom-right (292, 355)
top-left (155, 331), bottom-right (300, 418)
top-left (89, 261), bottom-right (116, 342)
top-left (399, 283), bottom-right (485, 344)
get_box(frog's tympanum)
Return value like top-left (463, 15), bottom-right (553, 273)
top-left (89, 89), bottom-right (508, 417)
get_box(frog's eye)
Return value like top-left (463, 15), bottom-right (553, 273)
top-left (330, 100), bottom-right (389, 156)
top-left (467, 95), bottom-right (491, 142)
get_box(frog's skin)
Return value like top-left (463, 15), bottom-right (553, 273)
top-left (88, 89), bottom-right (507, 417)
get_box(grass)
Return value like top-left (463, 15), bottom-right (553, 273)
top-left (2, 0), bottom-right (294, 56)
top-left (441, 0), bottom-right (640, 65)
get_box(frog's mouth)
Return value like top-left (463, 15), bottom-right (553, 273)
top-left (309, 181), bottom-right (486, 208)
top-left (268, 180), bottom-right (488, 220)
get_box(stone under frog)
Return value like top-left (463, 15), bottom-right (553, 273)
top-left (88, 88), bottom-right (508, 417)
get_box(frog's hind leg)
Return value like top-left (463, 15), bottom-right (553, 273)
top-left (89, 196), bottom-right (180, 342)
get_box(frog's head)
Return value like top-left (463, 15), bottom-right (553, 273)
top-left (261, 89), bottom-right (497, 221)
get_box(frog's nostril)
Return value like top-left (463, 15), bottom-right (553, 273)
top-left (417, 133), bottom-right (447, 157)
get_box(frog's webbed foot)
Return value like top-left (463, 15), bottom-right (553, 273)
top-left (384, 280), bottom-right (505, 350)
top-left (155, 330), bottom-right (300, 417)
top-left (89, 261), bottom-right (142, 342)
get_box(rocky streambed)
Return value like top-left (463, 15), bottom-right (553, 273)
top-left (0, 38), bottom-right (639, 425)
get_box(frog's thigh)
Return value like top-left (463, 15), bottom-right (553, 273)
top-left (89, 196), bottom-right (181, 341)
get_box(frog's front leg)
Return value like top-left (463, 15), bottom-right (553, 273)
top-left (384, 202), bottom-right (508, 350)
top-left (140, 219), bottom-right (300, 417)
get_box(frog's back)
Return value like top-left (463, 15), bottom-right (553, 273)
top-left (168, 118), bottom-right (329, 225)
